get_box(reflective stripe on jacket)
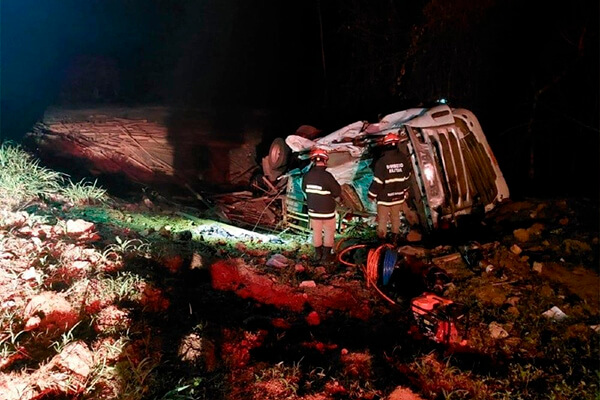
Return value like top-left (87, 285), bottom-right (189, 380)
top-left (368, 148), bottom-right (412, 206)
top-left (302, 165), bottom-right (341, 219)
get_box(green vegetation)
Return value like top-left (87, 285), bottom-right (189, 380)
top-left (62, 178), bottom-right (108, 205)
top-left (0, 142), bottom-right (64, 208)
top-left (0, 143), bottom-right (107, 209)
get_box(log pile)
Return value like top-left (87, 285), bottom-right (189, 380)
top-left (25, 106), bottom-right (261, 189)
top-left (211, 191), bottom-right (283, 230)
top-left (26, 106), bottom-right (192, 185)
top-left (25, 106), bottom-right (285, 230)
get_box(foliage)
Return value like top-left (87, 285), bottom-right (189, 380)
top-left (0, 142), bottom-right (64, 209)
top-left (62, 178), bottom-right (107, 205)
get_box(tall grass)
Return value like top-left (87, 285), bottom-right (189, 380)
top-left (0, 142), bottom-right (64, 208)
top-left (0, 142), bottom-right (107, 208)
top-left (62, 178), bottom-right (107, 205)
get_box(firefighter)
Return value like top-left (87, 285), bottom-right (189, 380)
top-left (368, 131), bottom-right (420, 243)
top-left (302, 147), bottom-right (341, 264)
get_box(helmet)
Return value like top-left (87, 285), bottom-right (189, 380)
top-left (309, 147), bottom-right (329, 162)
top-left (382, 132), bottom-right (401, 145)
top-left (383, 130), bottom-right (407, 146)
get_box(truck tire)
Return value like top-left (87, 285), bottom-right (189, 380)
top-left (267, 138), bottom-right (290, 170)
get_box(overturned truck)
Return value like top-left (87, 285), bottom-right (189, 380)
top-left (260, 105), bottom-right (509, 234)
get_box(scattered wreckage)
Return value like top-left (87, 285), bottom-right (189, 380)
top-left (253, 104), bottom-right (509, 235)
top-left (337, 241), bottom-right (469, 346)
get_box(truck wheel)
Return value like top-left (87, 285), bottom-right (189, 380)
top-left (267, 138), bottom-right (290, 170)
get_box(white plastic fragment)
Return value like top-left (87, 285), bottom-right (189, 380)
top-left (542, 306), bottom-right (568, 321)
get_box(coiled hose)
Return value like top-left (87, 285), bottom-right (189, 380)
top-left (336, 240), bottom-right (397, 305)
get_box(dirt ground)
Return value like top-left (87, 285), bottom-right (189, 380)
top-left (0, 195), bottom-right (597, 399)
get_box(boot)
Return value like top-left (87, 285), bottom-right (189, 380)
top-left (322, 246), bottom-right (336, 271)
top-left (314, 246), bottom-right (323, 263)
top-left (322, 246), bottom-right (334, 262)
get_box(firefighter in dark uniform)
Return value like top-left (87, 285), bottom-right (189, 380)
top-left (368, 131), bottom-right (420, 243)
top-left (302, 148), bottom-right (341, 263)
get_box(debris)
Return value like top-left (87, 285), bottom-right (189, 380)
top-left (457, 241), bottom-right (484, 269)
top-left (532, 261), bottom-right (543, 273)
top-left (266, 253), bottom-right (289, 268)
top-left (431, 252), bottom-right (461, 264)
top-left (510, 244), bottom-right (522, 255)
top-left (21, 267), bottom-right (41, 281)
top-left (489, 321), bottom-right (509, 339)
top-left (190, 252), bottom-right (204, 270)
top-left (513, 228), bottom-right (530, 242)
top-left (542, 306), bottom-right (568, 321)
top-left (299, 280), bottom-right (316, 288)
top-left (398, 245), bottom-right (429, 258)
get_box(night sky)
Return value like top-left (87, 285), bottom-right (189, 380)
top-left (1, 0), bottom-right (598, 199)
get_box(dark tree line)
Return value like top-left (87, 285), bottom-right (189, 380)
top-left (313, 0), bottom-right (598, 198)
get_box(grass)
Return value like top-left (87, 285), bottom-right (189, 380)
top-left (0, 142), bottom-right (64, 209)
top-left (0, 143), bottom-right (107, 209)
top-left (62, 178), bottom-right (108, 205)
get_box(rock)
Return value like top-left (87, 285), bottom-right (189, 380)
top-left (93, 305), bottom-right (131, 333)
top-left (0, 377), bottom-right (33, 400)
top-left (53, 341), bottom-right (94, 380)
top-left (542, 306), bottom-right (568, 321)
top-left (190, 252), bottom-right (204, 270)
top-left (21, 267), bottom-right (41, 281)
top-left (513, 228), bottom-right (529, 242)
top-left (387, 386), bottom-right (425, 400)
top-left (23, 292), bottom-right (78, 334)
top-left (510, 244), bottom-right (522, 255)
top-left (65, 219), bottom-right (95, 236)
top-left (299, 280), bottom-right (316, 288)
top-left (489, 321), bottom-right (509, 339)
top-left (266, 253), bottom-right (289, 268)
top-left (71, 260), bottom-right (92, 271)
top-left (532, 261), bottom-right (543, 273)
top-left (178, 332), bottom-right (217, 371)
